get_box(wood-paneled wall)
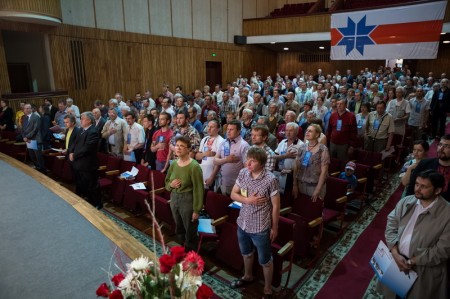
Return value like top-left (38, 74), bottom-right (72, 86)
top-left (243, 14), bottom-right (330, 35)
top-left (0, 0), bottom-right (61, 19)
top-left (277, 52), bottom-right (385, 76)
top-left (48, 25), bottom-right (276, 112)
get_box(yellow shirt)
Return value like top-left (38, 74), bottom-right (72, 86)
top-left (16, 111), bottom-right (24, 127)
top-left (66, 128), bottom-right (73, 149)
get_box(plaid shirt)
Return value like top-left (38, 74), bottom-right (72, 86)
top-left (235, 168), bottom-right (279, 233)
top-left (219, 100), bottom-right (236, 119)
top-left (170, 124), bottom-right (201, 153)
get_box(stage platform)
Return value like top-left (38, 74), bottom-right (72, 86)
top-left (0, 153), bottom-right (155, 299)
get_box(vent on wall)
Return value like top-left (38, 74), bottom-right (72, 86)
top-left (70, 40), bottom-right (87, 90)
top-left (299, 54), bottom-right (330, 63)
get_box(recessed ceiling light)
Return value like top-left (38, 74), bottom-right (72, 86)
top-left (270, 42), bottom-right (276, 44)
top-left (444, 40), bottom-right (450, 44)
top-left (319, 46), bottom-right (325, 50)
top-left (283, 47), bottom-right (289, 50)
top-left (441, 32), bottom-right (446, 35)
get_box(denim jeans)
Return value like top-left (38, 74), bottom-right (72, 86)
top-left (237, 226), bottom-right (272, 265)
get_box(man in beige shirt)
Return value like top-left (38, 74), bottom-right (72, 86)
top-left (365, 101), bottom-right (395, 152)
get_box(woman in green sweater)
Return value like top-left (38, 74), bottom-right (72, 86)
top-left (165, 135), bottom-right (204, 251)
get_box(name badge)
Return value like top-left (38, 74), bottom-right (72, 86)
top-left (203, 146), bottom-right (208, 160)
top-left (415, 102), bottom-right (421, 113)
top-left (241, 189), bottom-right (247, 197)
top-left (439, 92), bottom-right (443, 100)
top-left (127, 133), bottom-right (131, 144)
top-left (336, 119), bottom-right (343, 131)
top-left (373, 119), bottom-right (380, 130)
top-left (302, 151), bottom-right (312, 167)
top-left (223, 143), bottom-right (230, 157)
top-left (158, 136), bottom-right (164, 143)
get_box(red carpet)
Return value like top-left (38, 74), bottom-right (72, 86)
top-left (314, 185), bottom-right (404, 299)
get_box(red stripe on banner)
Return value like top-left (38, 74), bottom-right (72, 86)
top-left (371, 20), bottom-right (443, 44)
top-left (330, 28), bottom-right (343, 46)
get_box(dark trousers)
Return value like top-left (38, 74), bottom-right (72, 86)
top-left (170, 192), bottom-right (198, 251)
top-left (431, 111), bottom-right (447, 138)
top-left (27, 146), bottom-right (46, 171)
top-left (75, 169), bottom-right (101, 208)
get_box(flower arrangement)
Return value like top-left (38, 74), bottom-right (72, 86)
top-left (96, 175), bottom-right (214, 299)
top-left (96, 246), bottom-right (213, 299)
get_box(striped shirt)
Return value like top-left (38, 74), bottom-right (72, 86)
top-left (235, 168), bottom-right (279, 233)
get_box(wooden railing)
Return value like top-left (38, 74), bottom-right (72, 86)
top-left (2, 90), bottom-right (68, 115)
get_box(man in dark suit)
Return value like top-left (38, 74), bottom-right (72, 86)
top-left (69, 111), bottom-right (101, 209)
top-left (93, 108), bottom-right (106, 152)
top-left (430, 78), bottom-right (450, 139)
top-left (22, 104), bottom-right (46, 172)
top-left (44, 98), bottom-right (58, 122)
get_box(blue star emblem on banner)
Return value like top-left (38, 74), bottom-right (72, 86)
top-left (337, 16), bottom-right (376, 55)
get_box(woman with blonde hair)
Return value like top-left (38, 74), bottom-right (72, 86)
top-left (293, 124), bottom-right (330, 201)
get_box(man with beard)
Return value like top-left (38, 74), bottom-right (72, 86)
top-left (406, 135), bottom-right (450, 202)
top-left (377, 170), bottom-right (450, 298)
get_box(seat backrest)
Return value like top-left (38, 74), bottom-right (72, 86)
top-left (134, 164), bottom-right (150, 182)
top-left (205, 191), bottom-right (232, 220)
top-left (329, 157), bottom-right (343, 174)
top-left (355, 149), bottom-right (382, 167)
top-left (149, 170), bottom-right (166, 189)
top-left (120, 160), bottom-right (136, 173)
top-left (291, 192), bottom-right (323, 221)
top-left (324, 177), bottom-right (348, 211)
top-left (97, 152), bottom-right (109, 167)
top-left (106, 155), bottom-right (121, 171)
top-left (274, 216), bottom-right (295, 247)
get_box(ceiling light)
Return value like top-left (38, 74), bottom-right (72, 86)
top-left (270, 42), bottom-right (276, 44)
top-left (444, 41), bottom-right (450, 44)
top-left (283, 47), bottom-right (289, 50)
top-left (319, 46), bottom-right (325, 50)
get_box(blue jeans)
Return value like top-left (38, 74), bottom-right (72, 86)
top-left (237, 226), bottom-right (272, 265)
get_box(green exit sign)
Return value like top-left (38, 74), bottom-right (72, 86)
top-left (212, 53), bottom-right (217, 57)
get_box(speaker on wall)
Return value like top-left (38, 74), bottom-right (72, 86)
top-left (234, 35), bottom-right (247, 45)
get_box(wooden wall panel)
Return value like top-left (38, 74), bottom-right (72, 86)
top-left (276, 52), bottom-right (384, 77)
top-left (416, 43), bottom-right (450, 77)
top-left (243, 14), bottom-right (330, 35)
top-left (0, 0), bottom-right (61, 19)
top-left (45, 24), bottom-right (276, 112)
top-left (0, 32), bottom-right (10, 95)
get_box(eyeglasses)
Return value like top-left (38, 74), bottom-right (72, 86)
top-left (175, 144), bottom-right (188, 149)
top-left (438, 143), bottom-right (450, 149)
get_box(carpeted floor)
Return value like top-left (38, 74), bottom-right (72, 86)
top-left (0, 159), bottom-right (131, 299)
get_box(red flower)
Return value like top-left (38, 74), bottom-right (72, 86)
top-left (159, 254), bottom-right (176, 273)
top-left (170, 246), bottom-right (186, 263)
top-left (109, 290), bottom-right (123, 299)
top-left (196, 284), bottom-right (214, 299)
top-left (111, 273), bottom-right (125, 287)
top-left (182, 251), bottom-right (205, 276)
top-left (96, 283), bottom-right (110, 297)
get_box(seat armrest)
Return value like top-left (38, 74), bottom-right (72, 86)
top-left (357, 177), bottom-right (367, 184)
top-left (212, 215), bottom-right (228, 226)
top-left (149, 187), bottom-right (166, 194)
top-left (336, 196), bottom-right (347, 204)
top-left (330, 171), bottom-right (340, 177)
top-left (280, 207), bottom-right (292, 215)
top-left (277, 241), bottom-right (294, 257)
top-left (6, 141), bottom-right (15, 144)
top-left (373, 164), bottom-right (383, 170)
top-left (98, 165), bottom-right (107, 171)
top-left (308, 217), bottom-right (323, 227)
top-left (105, 170), bottom-right (120, 176)
top-left (13, 142), bottom-right (26, 145)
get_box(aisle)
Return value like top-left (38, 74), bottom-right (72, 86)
top-left (314, 185), bottom-right (403, 299)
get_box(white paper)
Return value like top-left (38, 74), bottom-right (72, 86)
top-left (198, 219), bottom-right (216, 234)
top-left (51, 147), bottom-right (65, 152)
top-left (26, 140), bottom-right (38, 150)
top-left (381, 146), bottom-right (396, 160)
top-left (370, 241), bottom-right (417, 298)
top-left (131, 182), bottom-right (146, 190)
top-left (130, 166), bottom-right (139, 176)
top-left (120, 166), bottom-right (139, 179)
top-left (53, 133), bottom-right (64, 139)
top-left (123, 151), bottom-right (136, 162)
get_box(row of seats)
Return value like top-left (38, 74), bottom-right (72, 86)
top-left (270, 3), bottom-right (315, 17)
